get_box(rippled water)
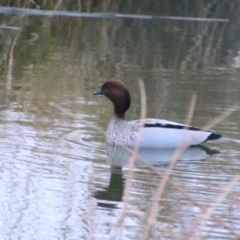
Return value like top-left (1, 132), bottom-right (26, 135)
top-left (0, 10), bottom-right (240, 240)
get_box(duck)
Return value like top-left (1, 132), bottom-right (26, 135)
top-left (93, 79), bottom-right (222, 149)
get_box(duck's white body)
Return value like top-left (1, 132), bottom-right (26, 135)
top-left (94, 79), bottom-right (221, 149)
top-left (107, 116), bottom-right (219, 149)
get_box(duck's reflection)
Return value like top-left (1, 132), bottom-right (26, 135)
top-left (94, 144), bottom-right (219, 208)
top-left (105, 144), bottom-right (219, 167)
top-left (94, 166), bottom-right (124, 208)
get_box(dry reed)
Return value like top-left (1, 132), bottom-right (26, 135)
top-left (49, 81), bottom-right (238, 239)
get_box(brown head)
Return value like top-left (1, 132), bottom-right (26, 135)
top-left (94, 79), bottom-right (131, 118)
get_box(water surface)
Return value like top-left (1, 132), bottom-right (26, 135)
top-left (0, 10), bottom-right (240, 240)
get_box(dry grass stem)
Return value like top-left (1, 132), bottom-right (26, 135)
top-left (185, 93), bottom-right (197, 125)
top-left (111, 79), bottom-right (147, 239)
top-left (49, 93), bottom-right (237, 239)
top-left (192, 177), bottom-right (239, 240)
top-left (7, 31), bottom-right (20, 90)
top-left (140, 105), bottom-right (237, 239)
top-left (129, 208), bottom-right (183, 239)
top-left (202, 107), bottom-right (236, 130)
top-left (138, 154), bottom-right (240, 238)
top-left (140, 92), bottom-right (197, 240)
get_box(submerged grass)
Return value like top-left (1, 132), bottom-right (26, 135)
top-left (50, 79), bottom-right (239, 239)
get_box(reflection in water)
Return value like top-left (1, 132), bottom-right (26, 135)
top-left (94, 166), bottom-right (124, 209)
top-left (94, 144), bottom-right (220, 210)
top-left (105, 144), bottom-right (219, 168)
top-left (96, 144), bottom-right (240, 239)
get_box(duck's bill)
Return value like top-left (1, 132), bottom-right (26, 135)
top-left (93, 88), bottom-right (102, 95)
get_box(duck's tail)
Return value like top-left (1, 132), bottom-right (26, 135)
top-left (206, 132), bottom-right (222, 141)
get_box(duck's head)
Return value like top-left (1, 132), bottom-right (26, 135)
top-left (94, 79), bottom-right (131, 119)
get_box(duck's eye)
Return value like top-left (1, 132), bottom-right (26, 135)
top-left (107, 85), bottom-right (111, 89)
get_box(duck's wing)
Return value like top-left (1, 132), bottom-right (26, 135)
top-left (129, 119), bottom-right (221, 148)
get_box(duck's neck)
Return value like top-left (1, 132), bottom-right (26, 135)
top-left (114, 110), bottom-right (125, 119)
top-left (111, 89), bottom-right (130, 120)
top-left (110, 113), bottom-right (127, 125)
